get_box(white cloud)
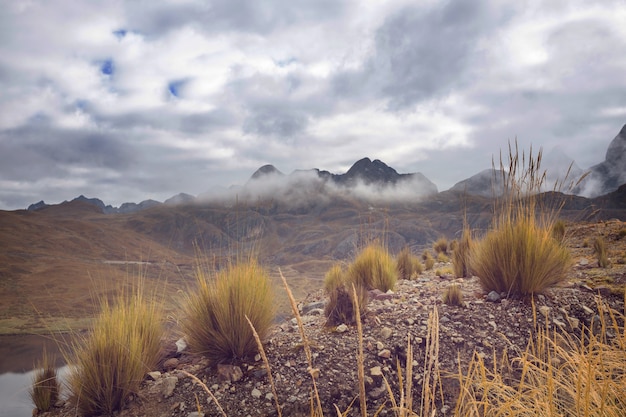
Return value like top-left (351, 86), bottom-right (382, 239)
top-left (0, 0), bottom-right (625, 209)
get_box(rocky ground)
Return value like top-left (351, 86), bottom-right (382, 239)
top-left (44, 220), bottom-right (626, 417)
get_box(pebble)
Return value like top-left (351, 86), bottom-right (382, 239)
top-left (336, 324), bottom-right (348, 333)
top-left (370, 366), bottom-right (383, 377)
top-left (251, 388), bottom-right (262, 399)
top-left (539, 306), bottom-right (551, 317)
top-left (378, 349), bottom-right (391, 359)
top-left (380, 327), bottom-right (393, 339)
top-left (486, 291), bottom-right (501, 302)
top-left (147, 371), bottom-right (161, 381)
top-left (161, 376), bottom-right (178, 398)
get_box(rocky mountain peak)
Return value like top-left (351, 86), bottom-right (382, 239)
top-left (342, 158), bottom-right (402, 185)
top-left (251, 164), bottom-right (284, 180)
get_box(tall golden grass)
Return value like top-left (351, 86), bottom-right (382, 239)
top-left (455, 294), bottom-right (626, 416)
top-left (396, 247), bottom-right (418, 281)
top-left (180, 257), bottom-right (275, 364)
top-left (470, 142), bottom-right (571, 296)
top-left (29, 348), bottom-right (60, 412)
top-left (452, 227), bottom-right (473, 278)
top-left (65, 282), bottom-right (163, 416)
top-left (347, 243), bottom-right (397, 292)
top-left (593, 236), bottom-right (610, 268)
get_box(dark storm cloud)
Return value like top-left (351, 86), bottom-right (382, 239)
top-left (333, 0), bottom-right (512, 110)
top-left (123, 0), bottom-right (347, 36)
top-left (0, 124), bottom-right (133, 180)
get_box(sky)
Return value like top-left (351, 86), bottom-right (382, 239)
top-left (1, 0), bottom-right (626, 210)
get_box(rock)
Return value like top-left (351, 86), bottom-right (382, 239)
top-left (336, 324), bottom-right (348, 333)
top-left (251, 388), bottom-right (262, 399)
top-left (380, 327), bottom-right (393, 339)
top-left (301, 301), bottom-right (325, 315)
top-left (567, 316), bottom-right (580, 329)
top-left (486, 291), bottom-right (501, 302)
top-left (582, 305), bottom-right (595, 315)
top-left (370, 366), bottom-right (383, 377)
top-left (306, 308), bottom-right (324, 316)
top-left (175, 338), bottom-right (187, 353)
top-left (368, 384), bottom-right (387, 399)
top-left (378, 349), bottom-right (391, 359)
top-left (217, 364), bottom-right (243, 383)
top-left (147, 371), bottom-right (162, 381)
top-left (553, 318), bottom-right (566, 329)
top-left (265, 393), bottom-right (274, 401)
top-left (163, 358), bottom-right (179, 370)
top-left (187, 412), bottom-right (205, 417)
top-left (538, 306), bottom-right (551, 317)
top-left (579, 258), bottom-right (589, 266)
top-left (162, 376), bottom-right (178, 398)
top-left (370, 289), bottom-right (395, 301)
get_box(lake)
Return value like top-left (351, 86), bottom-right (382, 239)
top-left (0, 334), bottom-right (71, 417)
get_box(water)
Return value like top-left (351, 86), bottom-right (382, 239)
top-left (0, 335), bottom-right (70, 417)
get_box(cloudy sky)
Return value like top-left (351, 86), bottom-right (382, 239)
top-left (1, 0), bottom-right (625, 210)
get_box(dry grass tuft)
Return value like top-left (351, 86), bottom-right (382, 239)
top-left (442, 284), bottom-right (464, 306)
top-left (324, 263), bottom-right (346, 293)
top-left (65, 283), bottom-right (163, 416)
top-left (324, 282), bottom-right (368, 326)
top-left (452, 228), bottom-right (473, 278)
top-left (433, 237), bottom-right (449, 254)
top-left (396, 247), bottom-right (421, 281)
top-left (551, 219), bottom-right (566, 243)
top-left (594, 236), bottom-right (610, 268)
top-left (181, 257), bottom-right (275, 365)
top-left (30, 348), bottom-right (60, 412)
top-left (470, 142), bottom-right (571, 296)
top-left (347, 244), bottom-right (397, 292)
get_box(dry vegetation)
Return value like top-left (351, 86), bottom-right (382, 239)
top-left (18, 144), bottom-right (626, 416)
top-left (64, 282), bottom-right (163, 416)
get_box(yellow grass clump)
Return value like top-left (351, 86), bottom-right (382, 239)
top-left (396, 247), bottom-right (421, 280)
top-left (65, 284), bottom-right (163, 416)
top-left (323, 263), bottom-right (368, 326)
top-left (452, 227), bottom-right (474, 278)
top-left (433, 237), bottom-right (449, 254)
top-left (347, 243), bottom-right (397, 292)
top-left (594, 236), bottom-right (610, 268)
top-left (470, 142), bottom-right (572, 296)
top-left (442, 284), bottom-right (464, 306)
top-left (180, 258), bottom-right (275, 365)
top-left (30, 348), bottom-right (60, 413)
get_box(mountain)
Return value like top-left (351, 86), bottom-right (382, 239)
top-left (250, 164), bottom-right (285, 180)
top-left (574, 124), bottom-right (626, 197)
top-left (164, 193), bottom-right (196, 206)
top-left (449, 169), bottom-right (506, 197)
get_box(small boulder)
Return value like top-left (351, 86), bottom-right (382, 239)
top-left (217, 364), bottom-right (243, 383)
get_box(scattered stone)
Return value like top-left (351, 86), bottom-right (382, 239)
top-left (163, 358), bottom-right (179, 370)
top-left (376, 341), bottom-right (384, 350)
top-left (370, 366), bottom-right (383, 377)
top-left (175, 338), bottom-right (187, 353)
top-left (147, 371), bottom-right (162, 381)
top-left (265, 393), bottom-right (274, 401)
top-left (251, 388), bottom-right (262, 399)
top-left (217, 364), bottom-right (243, 383)
top-left (378, 349), bottom-right (391, 359)
top-left (380, 327), bottom-right (393, 339)
top-left (336, 324), bottom-right (348, 333)
top-left (301, 301), bottom-right (325, 315)
top-left (486, 291), bottom-right (501, 302)
top-left (582, 305), bottom-right (595, 315)
top-left (254, 354), bottom-right (261, 362)
top-left (567, 316), bottom-right (580, 329)
top-left (370, 289), bottom-right (395, 300)
top-left (553, 318), bottom-right (566, 329)
top-left (539, 306), bottom-right (551, 317)
top-left (162, 376), bottom-right (178, 398)
top-left (579, 258), bottom-right (589, 266)
top-left (368, 385), bottom-right (387, 399)
top-left (187, 412), bottom-right (204, 417)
